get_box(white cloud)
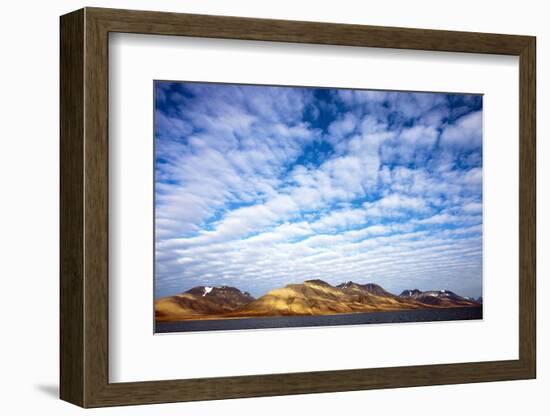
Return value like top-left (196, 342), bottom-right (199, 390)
top-left (311, 207), bottom-right (366, 232)
top-left (373, 193), bottom-right (428, 212)
top-left (400, 125), bottom-right (439, 147)
top-left (440, 110), bottom-right (482, 149)
top-left (462, 201), bottom-right (483, 214)
top-left (461, 167), bottom-right (483, 186)
top-left (416, 213), bottom-right (456, 225)
top-left (328, 112), bottom-right (357, 138)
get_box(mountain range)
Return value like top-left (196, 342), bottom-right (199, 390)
top-left (155, 279), bottom-right (481, 322)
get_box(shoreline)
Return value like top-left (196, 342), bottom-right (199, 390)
top-left (155, 305), bottom-right (483, 333)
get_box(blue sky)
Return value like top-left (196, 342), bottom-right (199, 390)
top-left (154, 81), bottom-right (483, 299)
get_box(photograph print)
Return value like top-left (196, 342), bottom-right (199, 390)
top-left (154, 81), bottom-right (483, 333)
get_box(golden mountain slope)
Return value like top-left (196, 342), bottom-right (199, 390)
top-left (230, 280), bottom-right (423, 317)
top-left (155, 286), bottom-right (254, 322)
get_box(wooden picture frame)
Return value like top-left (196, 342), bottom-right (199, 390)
top-left (60, 7), bottom-right (536, 408)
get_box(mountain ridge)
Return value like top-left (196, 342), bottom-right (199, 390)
top-left (155, 280), bottom-right (481, 322)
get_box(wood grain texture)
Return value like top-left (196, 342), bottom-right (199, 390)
top-left (59, 7), bottom-right (537, 408)
top-left (89, 7), bottom-right (532, 54)
top-left (83, 10), bottom-right (110, 406)
top-left (59, 8), bottom-right (84, 407)
top-left (518, 38), bottom-right (537, 375)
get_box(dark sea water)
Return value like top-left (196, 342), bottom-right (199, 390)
top-left (155, 306), bottom-right (483, 333)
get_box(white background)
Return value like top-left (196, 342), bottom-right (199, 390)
top-left (110, 34), bottom-right (519, 382)
top-left (0, 0), bottom-right (546, 415)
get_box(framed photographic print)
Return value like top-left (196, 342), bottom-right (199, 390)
top-left (153, 81), bottom-right (485, 334)
top-left (60, 7), bottom-right (536, 408)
